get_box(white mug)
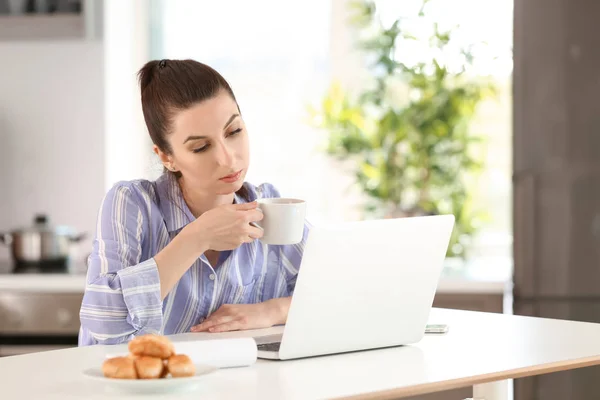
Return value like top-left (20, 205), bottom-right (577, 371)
top-left (254, 198), bottom-right (306, 245)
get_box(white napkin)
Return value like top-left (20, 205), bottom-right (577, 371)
top-left (171, 338), bottom-right (257, 368)
top-left (107, 337), bottom-right (257, 369)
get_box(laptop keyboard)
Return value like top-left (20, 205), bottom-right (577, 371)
top-left (257, 342), bottom-right (281, 352)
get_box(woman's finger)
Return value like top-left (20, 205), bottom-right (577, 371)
top-left (244, 209), bottom-right (264, 223)
top-left (208, 319), bottom-right (244, 333)
top-left (192, 314), bottom-right (229, 331)
top-left (191, 314), bottom-right (235, 332)
top-left (233, 201), bottom-right (257, 211)
top-left (240, 235), bottom-right (254, 244)
top-left (247, 226), bottom-right (264, 239)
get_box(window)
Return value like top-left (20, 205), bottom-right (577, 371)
top-left (374, 0), bottom-right (513, 261)
top-left (154, 0), bottom-right (513, 264)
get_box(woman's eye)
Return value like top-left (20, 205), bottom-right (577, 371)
top-left (192, 145), bottom-right (209, 153)
top-left (228, 128), bottom-right (242, 137)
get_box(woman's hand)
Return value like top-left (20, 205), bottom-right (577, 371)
top-left (154, 201), bottom-right (262, 300)
top-left (190, 297), bottom-right (292, 333)
top-left (192, 201), bottom-right (264, 252)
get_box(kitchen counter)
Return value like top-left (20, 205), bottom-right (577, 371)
top-left (437, 256), bottom-right (513, 294)
top-left (0, 257), bottom-right (512, 295)
top-left (0, 273), bottom-right (87, 293)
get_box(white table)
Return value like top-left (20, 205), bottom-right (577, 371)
top-left (2, 308), bottom-right (600, 400)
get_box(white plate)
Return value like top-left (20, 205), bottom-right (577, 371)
top-left (82, 364), bottom-right (218, 394)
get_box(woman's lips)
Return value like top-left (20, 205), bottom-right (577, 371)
top-left (219, 170), bottom-right (242, 183)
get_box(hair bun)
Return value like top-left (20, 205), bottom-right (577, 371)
top-left (137, 60), bottom-right (159, 93)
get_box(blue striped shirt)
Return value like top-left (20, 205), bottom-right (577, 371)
top-left (78, 172), bottom-right (310, 346)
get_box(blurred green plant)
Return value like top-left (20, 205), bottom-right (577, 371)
top-left (310, 0), bottom-right (497, 258)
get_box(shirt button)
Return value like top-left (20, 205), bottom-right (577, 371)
top-left (209, 273), bottom-right (216, 281)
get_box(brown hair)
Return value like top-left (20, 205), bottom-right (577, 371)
top-left (137, 59), bottom-right (248, 200)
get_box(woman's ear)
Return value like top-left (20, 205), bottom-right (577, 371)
top-left (153, 145), bottom-right (177, 172)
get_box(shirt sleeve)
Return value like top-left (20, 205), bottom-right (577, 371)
top-left (79, 183), bottom-right (163, 346)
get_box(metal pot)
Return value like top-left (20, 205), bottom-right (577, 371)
top-left (0, 214), bottom-right (86, 263)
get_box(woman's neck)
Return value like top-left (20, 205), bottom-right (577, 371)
top-left (178, 177), bottom-right (234, 218)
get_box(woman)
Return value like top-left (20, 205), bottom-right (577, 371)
top-left (79, 59), bottom-right (310, 346)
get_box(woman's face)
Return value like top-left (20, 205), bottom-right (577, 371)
top-left (157, 90), bottom-right (250, 196)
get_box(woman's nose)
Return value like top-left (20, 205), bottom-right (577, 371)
top-left (215, 143), bottom-right (234, 167)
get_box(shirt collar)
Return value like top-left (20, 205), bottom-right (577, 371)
top-left (232, 189), bottom-right (246, 205)
top-left (155, 172), bottom-right (195, 233)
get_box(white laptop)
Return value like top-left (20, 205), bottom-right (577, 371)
top-left (256, 214), bottom-right (455, 360)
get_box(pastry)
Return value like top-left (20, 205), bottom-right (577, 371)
top-left (102, 356), bottom-right (138, 379)
top-left (128, 334), bottom-right (175, 359)
top-left (160, 359), bottom-right (169, 378)
top-left (103, 334), bottom-right (197, 380)
top-left (167, 354), bottom-right (196, 377)
top-left (134, 356), bottom-right (165, 379)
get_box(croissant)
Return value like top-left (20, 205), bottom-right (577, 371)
top-left (128, 334), bottom-right (175, 359)
top-left (167, 354), bottom-right (196, 378)
top-left (102, 334), bottom-right (196, 380)
top-left (102, 356), bottom-right (137, 379)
